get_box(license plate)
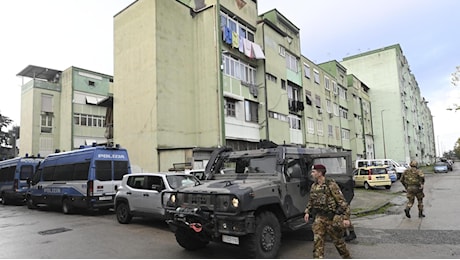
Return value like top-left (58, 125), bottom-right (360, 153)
top-left (222, 235), bottom-right (239, 245)
top-left (98, 196), bottom-right (112, 201)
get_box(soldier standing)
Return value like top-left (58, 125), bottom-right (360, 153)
top-left (304, 164), bottom-right (351, 259)
top-left (400, 160), bottom-right (425, 218)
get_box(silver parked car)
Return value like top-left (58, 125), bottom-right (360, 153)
top-left (114, 172), bottom-right (200, 224)
top-left (433, 162), bottom-right (449, 173)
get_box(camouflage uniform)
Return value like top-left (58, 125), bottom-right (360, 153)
top-left (400, 164), bottom-right (425, 218)
top-left (305, 178), bottom-right (351, 259)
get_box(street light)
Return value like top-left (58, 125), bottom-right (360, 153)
top-left (380, 109), bottom-right (387, 158)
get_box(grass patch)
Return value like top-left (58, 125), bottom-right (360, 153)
top-left (353, 203), bottom-right (393, 217)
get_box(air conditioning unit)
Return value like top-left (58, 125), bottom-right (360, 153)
top-left (317, 108), bottom-right (323, 114)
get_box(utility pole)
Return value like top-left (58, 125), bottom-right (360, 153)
top-left (380, 109), bottom-right (387, 158)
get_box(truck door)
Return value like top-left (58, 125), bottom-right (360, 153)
top-left (283, 155), bottom-right (312, 218)
top-left (308, 152), bottom-right (355, 204)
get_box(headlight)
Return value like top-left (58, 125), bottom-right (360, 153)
top-left (166, 193), bottom-right (177, 207)
top-left (231, 197), bottom-right (239, 208)
top-left (215, 195), bottom-right (239, 212)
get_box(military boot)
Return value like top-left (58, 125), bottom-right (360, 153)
top-left (345, 230), bottom-right (357, 242)
top-left (419, 210), bottom-right (425, 218)
top-left (404, 207), bottom-right (411, 218)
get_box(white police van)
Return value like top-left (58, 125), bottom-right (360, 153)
top-left (0, 155), bottom-right (43, 205)
top-left (26, 144), bottom-right (131, 214)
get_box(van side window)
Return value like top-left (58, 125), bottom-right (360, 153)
top-left (19, 165), bottom-right (34, 180)
top-left (95, 161), bottom-right (112, 181)
top-left (43, 166), bottom-right (56, 181)
top-left (74, 162), bottom-right (90, 180)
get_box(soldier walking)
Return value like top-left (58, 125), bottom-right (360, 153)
top-left (400, 160), bottom-right (425, 218)
top-left (304, 164), bottom-right (351, 259)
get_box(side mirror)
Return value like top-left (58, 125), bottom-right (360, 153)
top-left (151, 184), bottom-right (163, 192)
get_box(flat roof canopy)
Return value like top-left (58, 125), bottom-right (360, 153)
top-left (17, 65), bottom-right (62, 82)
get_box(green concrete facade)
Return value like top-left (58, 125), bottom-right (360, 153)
top-left (341, 45), bottom-right (436, 165)
top-left (113, 0), bottom-right (377, 171)
top-left (18, 66), bottom-right (112, 157)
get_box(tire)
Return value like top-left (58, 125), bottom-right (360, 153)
top-left (62, 198), bottom-right (73, 214)
top-left (385, 185), bottom-right (391, 190)
top-left (175, 227), bottom-right (209, 250)
top-left (243, 211), bottom-right (281, 259)
top-left (364, 182), bottom-right (370, 190)
top-left (0, 193), bottom-right (8, 205)
top-left (116, 202), bottom-right (132, 224)
top-left (26, 195), bottom-right (37, 209)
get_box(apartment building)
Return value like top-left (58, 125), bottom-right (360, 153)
top-left (341, 44), bottom-right (436, 165)
top-left (113, 0), bottom-right (376, 171)
top-left (17, 65), bottom-right (112, 157)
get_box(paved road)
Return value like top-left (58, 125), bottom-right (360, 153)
top-left (0, 165), bottom-right (458, 258)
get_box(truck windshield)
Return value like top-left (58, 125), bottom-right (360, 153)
top-left (217, 155), bottom-right (278, 176)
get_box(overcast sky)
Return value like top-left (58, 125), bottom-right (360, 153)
top-left (1, 0), bottom-right (459, 155)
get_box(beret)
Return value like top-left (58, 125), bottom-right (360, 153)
top-left (312, 164), bottom-right (326, 170)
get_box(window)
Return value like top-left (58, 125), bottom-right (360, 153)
top-left (341, 129), bottom-right (350, 140)
top-left (339, 106), bottom-right (348, 119)
top-left (269, 111), bottom-right (288, 122)
top-left (95, 161), bottom-right (112, 181)
top-left (328, 125), bottom-right (333, 137)
top-left (304, 63), bottom-right (311, 78)
top-left (266, 73), bottom-right (277, 83)
top-left (114, 161), bottom-right (129, 180)
top-left (317, 120), bottom-right (323, 136)
top-left (339, 86), bottom-right (347, 100)
top-left (333, 81), bottom-right (338, 95)
top-left (225, 98), bottom-right (236, 117)
top-left (333, 103), bottom-right (339, 116)
top-left (288, 84), bottom-right (302, 112)
top-left (307, 118), bottom-right (315, 134)
top-left (326, 99), bottom-right (332, 113)
top-left (281, 79), bottom-right (286, 90)
top-left (41, 94), bottom-right (53, 112)
top-left (313, 69), bottom-right (320, 84)
top-left (285, 52), bottom-right (298, 72)
top-left (74, 113), bottom-right (106, 128)
top-left (325, 76), bottom-right (330, 90)
top-left (305, 90), bottom-right (312, 106)
top-left (315, 95), bottom-right (321, 108)
top-left (288, 115), bottom-right (301, 130)
top-left (220, 12), bottom-right (254, 42)
top-left (244, 100), bottom-right (258, 123)
top-left (222, 54), bottom-right (256, 85)
top-left (279, 45), bottom-right (286, 57)
top-left (41, 113), bottom-right (53, 133)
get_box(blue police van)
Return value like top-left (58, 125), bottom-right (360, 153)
top-left (0, 155), bottom-right (44, 205)
top-left (26, 144), bottom-right (131, 214)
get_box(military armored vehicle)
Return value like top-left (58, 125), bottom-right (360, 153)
top-left (162, 145), bottom-right (354, 258)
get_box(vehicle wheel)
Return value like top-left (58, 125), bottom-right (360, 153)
top-left (62, 198), bottom-right (73, 214)
top-left (385, 185), bottom-right (391, 190)
top-left (0, 193), bottom-right (8, 205)
top-left (364, 182), bottom-right (370, 190)
top-left (116, 202), bottom-right (132, 224)
top-left (175, 227), bottom-right (209, 250)
top-left (242, 211), bottom-right (281, 259)
top-left (26, 195), bottom-right (37, 209)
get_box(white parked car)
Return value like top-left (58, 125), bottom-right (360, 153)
top-left (114, 172), bottom-right (200, 224)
